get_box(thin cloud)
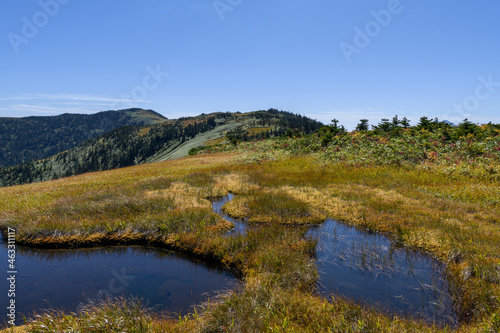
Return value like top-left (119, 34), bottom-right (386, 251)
top-left (329, 108), bottom-right (383, 112)
top-left (49, 102), bottom-right (116, 107)
top-left (10, 104), bottom-right (96, 114)
top-left (0, 93), bottom-right (154, 117)
top-left (0, 93), bottom-right (150, 104)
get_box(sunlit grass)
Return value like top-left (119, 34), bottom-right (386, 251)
top-left (224, 191), bottom-right (326, 224)
top-left (25, 297), bottom-right (151, 333)
top-left (1, 145), bottom-right (499, 331)
top-left (231, 156), bottom-right (500, 324)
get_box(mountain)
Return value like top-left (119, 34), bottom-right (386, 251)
top-left (0, 108), bottom-right (167, 167)
top-left (0, 109), bottom-right (322, 187)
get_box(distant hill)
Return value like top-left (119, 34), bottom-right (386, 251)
top-left (442, 120), bottom-right (456, 127)
top-left (0, 108), bottom-right (167, 167)
top-left (0, 109), bottom-right (322, 187)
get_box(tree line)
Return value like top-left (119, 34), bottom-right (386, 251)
top-left (0, 109), bottom-right (163, 167)
top-left (319, 116), bottom-right (500, 146)
top-left (0, 117), bottom-right (215, 187)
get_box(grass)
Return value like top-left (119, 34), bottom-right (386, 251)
top-left (1, 137), bottom-right (499, 332)
top-left (26, 298), bottom-right (151, 333)
top-left (223, 191), bottom-right (326, 224)
top-left (245, 126), bottom-right (274, 135)
top-left (234, 156), bottom-right (500, 324)
top-left (199, 282), bottom-right (447, 333)
top-left (204, 137), bottom-right (227, 146)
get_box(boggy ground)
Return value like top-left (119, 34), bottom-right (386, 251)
top-left (1, 150), bottom-right (499, 332)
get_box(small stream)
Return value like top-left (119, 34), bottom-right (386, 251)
top-left (212, 193), bottom-right (248, 235)
top-left (212, 194), bottom-right (458, 327)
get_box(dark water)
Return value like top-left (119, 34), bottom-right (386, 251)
top-left (0, 193), bottom-right (458, 328)
top-left (0, 243), bottom-right (237, 326)
top-left (214, 194), bottom-right (458, 327)
top-left (306, 220), bottom-right (458, 327)
top-left (212, 193), bottom-right (248, 235)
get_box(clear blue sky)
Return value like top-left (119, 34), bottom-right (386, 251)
top-left (1, 0), bottom-right (499, 129)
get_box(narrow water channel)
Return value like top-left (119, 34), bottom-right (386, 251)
top-left (212, 193), bottom-right (248, 235)
top-left (1, 193), bottom-right (458, 328)
top-left (0, 243), bottom-right (237, 327)
top-left (213, 193), bottom-right (458, 327)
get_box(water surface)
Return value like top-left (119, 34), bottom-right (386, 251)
top-left (214, 194), bottom-right (458, 326)
top-left (212, 193), bottom-right (248, 235)
top-left (0, 243), bottom-right (237, 326)
top-left (307, 220), bottom-right (458, 326)
top-left (1, 193), bottom-right (458, 328)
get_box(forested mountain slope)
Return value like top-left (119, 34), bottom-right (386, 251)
top-left (0, 109), bottom-right (322, 187)
top-left (0, 108), bottom-right (167, 167)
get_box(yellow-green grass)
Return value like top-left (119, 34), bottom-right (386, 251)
top-left (138, 127), bottom-right (152, 136)
top-left (241, 157), bottom-right (500, 323)
top-left (223, 190), bottom-right (326, 224)
top-left (245, 126), bottom-right (274, 134)
top-left (204, 137), bottom-right (227, 146)
top-left (1, 151), bottom-right (499, 332)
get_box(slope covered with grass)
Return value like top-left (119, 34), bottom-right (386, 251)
top-left (1, 119), bottom-right (499, 332)
top-left (0, 109), bottom-right (322, 187)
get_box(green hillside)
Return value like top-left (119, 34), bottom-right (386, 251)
top-left (0, 108), bottom-right (167, 167)
top-left (0, 109), bottom-right (322, 187)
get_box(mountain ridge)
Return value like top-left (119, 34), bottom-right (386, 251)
top-left (0, 109), bottom-right (322, 187)
top-left (0, 108), bottom-right (167, 167)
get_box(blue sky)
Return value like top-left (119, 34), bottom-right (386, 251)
top-left (1, 0), bottom-right (499, 129)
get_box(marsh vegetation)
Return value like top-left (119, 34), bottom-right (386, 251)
top-left (1, 118), bottom-right (499, 332)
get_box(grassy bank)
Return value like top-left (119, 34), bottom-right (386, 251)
top-left (1, 137), bottom-right (499, 331)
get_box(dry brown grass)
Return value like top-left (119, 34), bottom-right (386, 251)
top-left (223, 188), bottom-right (326, 224)
top-left (138, 127), bottom-right (152, 136)
top-left (2, 151), bottom-right (500, 331)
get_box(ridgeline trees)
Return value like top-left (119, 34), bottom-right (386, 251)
top-left (0, 109), bottom-right (166, 167)
top-left (0, 109), bottom-right (322, 187)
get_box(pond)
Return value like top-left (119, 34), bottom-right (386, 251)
top-left (307, 220), bottom-right (458, 327)
top-left (0, 242), bottom-right (237, 327)
top-left (214, 193), bottom-right (458, 327)
top-left (1, 193), bottom-right (458, 328)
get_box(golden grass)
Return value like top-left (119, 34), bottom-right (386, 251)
top-left (223, 189), bottom-right (326, 224)
top-left (245, 126), bottom-right (274, 134)
top-left (145, 182), bottom-right (212, 210)
top-left (1, 151), bottom-right (499, 331)
top-left (229, 156), bottom-right (500, 324)
top-left (0, 153), bottom-right (236, 213)
top-left (0, 327), bottom-right (28, 333)
top-left (138, 126), bottom-right (152, 135)
top-left (204, 137), bottom-right (227, 146)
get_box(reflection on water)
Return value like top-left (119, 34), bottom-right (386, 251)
top-left (214, 193), bottom-right (458, 327)
top-left (0, 243), bottom-right (237, 326)
top-left (0, 193), bottom-right (458, 328)
top-left (212, 193), bottom-right (248, 235)
top-left (306, 220), bottom-right (458, 327)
